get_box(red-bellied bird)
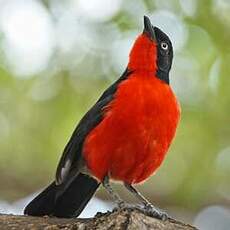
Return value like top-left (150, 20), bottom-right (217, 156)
top-left (24, 16), bottom-right (180, 220)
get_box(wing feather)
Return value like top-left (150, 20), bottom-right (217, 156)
top-left (55, 69), bottom-right (130, 185)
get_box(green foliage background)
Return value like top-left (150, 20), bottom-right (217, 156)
top-left (0, 0), bottom-right (229, 218)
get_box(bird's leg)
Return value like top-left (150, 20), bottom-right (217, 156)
top-left (124, 183), bottom-right (168, 220)
top-left (102, 175), bottom-right (126, 209)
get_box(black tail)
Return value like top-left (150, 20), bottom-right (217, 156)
top-left (24, 173), bottom-right (100, 218)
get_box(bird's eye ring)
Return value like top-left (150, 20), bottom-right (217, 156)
top-left (161, 42), bottom-right (168, 50)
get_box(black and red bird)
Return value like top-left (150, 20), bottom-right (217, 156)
top-left (24, 16), bottom-right (180, 220)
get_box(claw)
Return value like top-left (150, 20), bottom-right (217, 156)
top-left (113, 202), bottom-right (169, 221)
top-left (144, 204), bottom-right (169, 220)
top-left (113, 203), bottom-right (141, 212)
top-left (113, 201), bottom-right (127, 212)
top-left (118, 201), bottom-right (127, 209)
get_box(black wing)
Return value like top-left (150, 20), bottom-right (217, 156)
top-left (56, 69), bottom-right (130, 185)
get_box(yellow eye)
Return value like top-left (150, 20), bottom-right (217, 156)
top-left (161, 42), bottom-right (168, 50)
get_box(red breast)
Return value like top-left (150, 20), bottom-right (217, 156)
top-left (83, 72), bottom-right (180, 183)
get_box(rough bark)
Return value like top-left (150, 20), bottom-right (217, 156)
top-left (0, 209), bottom-right (197, 230)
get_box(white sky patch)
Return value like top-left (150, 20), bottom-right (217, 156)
top-left (123, 0), bottom-right (147, 25)
top-left (74, 0), bottom-right (123, 22)
top-left (110, 31), bottom-right (137, 74)
top-left (194, 206), bottom-right (230, 230)
top-left (149, 10), bottom-right (188, 51)
top-left (0, 0), bottom-right (55, 77)
top-left (171, 53), bottom-right (203, 105)
top-left (50, 1), bottom-right (92, 54)
top-left (154, 0), bottom-right (180, 13)
top-left (179, 0), bottom-right (197, 17)
top-left (55, 15), bottom-right (92, 66)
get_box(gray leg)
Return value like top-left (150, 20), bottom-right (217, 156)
top-left (124, 183), bottom-right (152, 205)
top-left (102, 176), bottom-right (126, 208)
top-left (124, 183), bottom-right (168, 220)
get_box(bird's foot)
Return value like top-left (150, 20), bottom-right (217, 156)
top-left (142, 203), bottom-right (169, 221)
top-left (113, 202), bottom-right (141, 212)
top-left (113, 202), bottom-right (168, 221)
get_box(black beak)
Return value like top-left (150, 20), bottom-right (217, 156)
top-left (143, 16), bottom-right (156, 41)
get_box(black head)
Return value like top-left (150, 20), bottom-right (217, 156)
top-left (143, 16), bottom-right (173, 84)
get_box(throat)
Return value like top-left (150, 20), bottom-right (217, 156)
top-left (128, 34), bottom-right (157, 73)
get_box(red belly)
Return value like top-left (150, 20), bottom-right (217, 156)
top-left (83, 74), bottom-right (180, 184)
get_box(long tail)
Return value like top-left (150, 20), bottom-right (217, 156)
top-left (24, 173), bottom-right (100, 218)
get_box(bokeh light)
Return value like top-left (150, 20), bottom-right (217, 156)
top-left (0, 0), bottom-right (229, 228)
top-left (75, 0), bottom-right (123, 22)
top-left (0, 0), bottom-right (55, 77)
top-left (194, 206), bottom-right (230, 230)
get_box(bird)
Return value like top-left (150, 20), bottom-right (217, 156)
top-left (24, 16), bottom-right (180, 220)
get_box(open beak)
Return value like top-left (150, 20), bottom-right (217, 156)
top-left (143, 16), bottom-right (156, 41)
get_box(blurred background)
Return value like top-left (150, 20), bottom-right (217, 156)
top-left (0, 0), bottom-right (230, 229)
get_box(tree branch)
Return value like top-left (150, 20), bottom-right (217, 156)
top-left (0, 209), bottom-right (197, 230)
